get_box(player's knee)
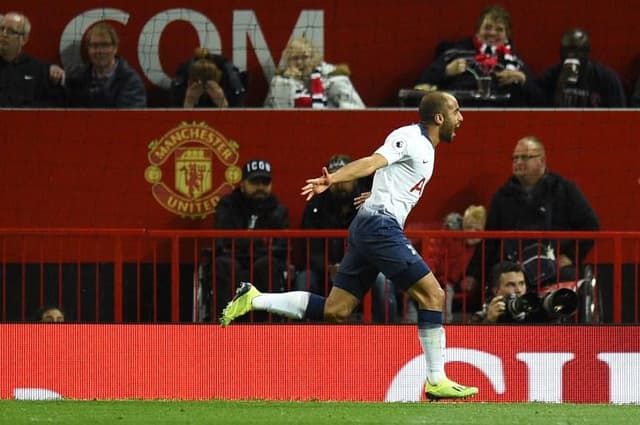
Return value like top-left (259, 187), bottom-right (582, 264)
top-left (411, 282), bottom-right (445, 308)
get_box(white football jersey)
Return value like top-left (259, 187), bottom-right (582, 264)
top-left (363, 123), bottom-right (435, 228)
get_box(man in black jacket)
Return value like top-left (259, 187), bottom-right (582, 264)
top-left (413, 5), bottom-right (543, 107)
top-left (467, 136), bottom-right (600, 288)
top-left (0, 12), bottom-right (65, 107)
top-left (537, 28), bottom-right (626, 107)
top-left (202, 159), bottom-right (288, 321)
top-left (64, 22), bottom-right (146, 108)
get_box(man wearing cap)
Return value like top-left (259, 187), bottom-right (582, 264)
top-left (295, 154), bottom-right (397, 323)
top-left (201, 159), bottom-right (289, 321)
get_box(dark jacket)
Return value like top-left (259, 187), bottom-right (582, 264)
top-left (214, 188), bottom-right (289, 263)
top-left (416, 37), bottom-right (544, 107)
top-left (170, 53), bottom-right (246, 107)
top-left (538, 59), bottom-right (626, 107)
top-left (299, 188), bottom-right (360, 272)
top-left (65, 57), bottom-right (146, 108)
top-left (0, 53), bottom-right (64, 107)
top-left (467, 171), bottom-right (600, 283)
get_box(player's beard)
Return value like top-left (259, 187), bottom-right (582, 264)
top-left (439, 119), bottom-right (455, 143)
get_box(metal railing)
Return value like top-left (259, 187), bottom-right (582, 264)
top-left (1, 228), bottom-right (638, 323)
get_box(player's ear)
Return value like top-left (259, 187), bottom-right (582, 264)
top-left (434, 113), bottom-right (444, 125)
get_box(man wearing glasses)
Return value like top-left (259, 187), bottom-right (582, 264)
top-left (0, 12), bottom-right (65, 107)
top-left (65, 22), bottom-right (146, 108)
top-left (467, 135), bottom-right (599, 289)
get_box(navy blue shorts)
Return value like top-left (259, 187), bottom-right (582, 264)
top-left (333, 206), bottom-right (430, 300)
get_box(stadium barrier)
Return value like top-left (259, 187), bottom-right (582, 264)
top-left (1, 323), bottom-right (638, 403)
top-left (1, 228), bottom-right (638, 324)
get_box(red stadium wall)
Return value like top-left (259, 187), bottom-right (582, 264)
top-left (4, 0), bottom-right (640, 106)
top-left (1, 324), bottom-right (639, 403)
top-left (0, 110), bottom-right (637, 231)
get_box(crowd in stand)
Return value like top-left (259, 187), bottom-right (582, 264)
top-left (411, 5), bottom-right (628, 108)
top-left (2, 7), bottom-right (640, 109)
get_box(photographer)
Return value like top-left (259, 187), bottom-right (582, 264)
top-left (470, 261), bottom-right (576, 324)
top-left (537, 28), bottom-right (625, 107)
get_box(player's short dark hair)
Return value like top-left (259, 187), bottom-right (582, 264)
top-left (418, 91), bottom-right (448, 124)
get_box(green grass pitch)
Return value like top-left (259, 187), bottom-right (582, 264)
top-left (0, 400), bottom-right (638, 425)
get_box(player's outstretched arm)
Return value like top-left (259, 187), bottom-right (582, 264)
top-left (336, 154), bottom-right (387, 182)
top-left (302, 154), bottom-right (387, 202)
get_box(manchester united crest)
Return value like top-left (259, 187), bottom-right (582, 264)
top-left (145, 121), bottom-right (241, 218)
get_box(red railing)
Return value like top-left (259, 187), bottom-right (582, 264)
top-left (1, 229), bottom-right (638, 323)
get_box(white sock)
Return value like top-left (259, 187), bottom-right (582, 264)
top-left (252, 291), bottom-right (311, 319)
top-left (418, 326), bottom-right (446, 384)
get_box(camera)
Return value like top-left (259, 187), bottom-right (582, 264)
top-left (562, 58), bottom-right (580, 84)
top-left (504, 293), bottom-right (541, 321)
top-left (504, 288), bottom-right (578, 321)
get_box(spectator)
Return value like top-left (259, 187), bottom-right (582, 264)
top-left (421, 205), bottom-right (486, 322)
top-left (38, 306), bottom-right (65, 323)
top-left (0, 11), bottom-right (65, 107)
top-left (467, 136), bottom-right (600, 289)
top-left (264, 36), bottom-right (365, 109)
top-left (538, 28), bottom-right (626, 107)
top-left (470, 260), bottom-right (576, 323)
top-left (65, 22), bottom-right (146, 108)
top-left (295, 154), bottom-right (397, 323)
top-left (414, 4), bottom-right (542, 107)
top-left (170, 47), bottom-right (246, 108)
top-left (200, 159), bottom-right (289, 322)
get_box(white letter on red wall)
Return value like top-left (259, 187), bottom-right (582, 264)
top-left (139, 9), bottom-right (221, 89)
top-left (597, 353), bottom-right (640, 404)
top-left (385, 349), bottom-right (505, 402)
top-left (516, 352), bottom-right (574, 402)
top-left (232, 10), bottom-right (324, 82)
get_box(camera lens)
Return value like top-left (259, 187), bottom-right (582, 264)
top-left (541, 288), bottom-right (578, 317)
